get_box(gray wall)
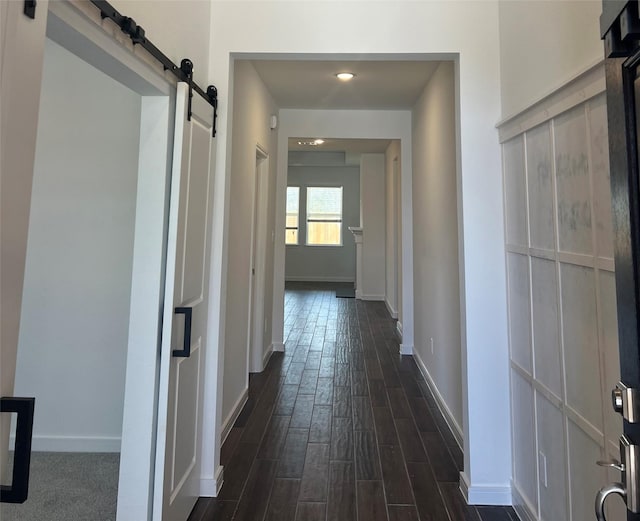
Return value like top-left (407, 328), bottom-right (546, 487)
top-left (285, 165), bottom-right (360, 282)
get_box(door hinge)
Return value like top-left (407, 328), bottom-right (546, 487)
top-left (23, 0), bottom-right (36, 19)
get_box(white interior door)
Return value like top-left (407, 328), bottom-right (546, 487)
top-left (154, 82), bottom-right (215, 521)
top-left (0, 0), bottom-right (47, 501)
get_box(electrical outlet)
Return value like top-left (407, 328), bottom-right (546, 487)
top-left (430, 337), bottom-right (434, 355)
top-left (538, 451), bottom-right (548, 488)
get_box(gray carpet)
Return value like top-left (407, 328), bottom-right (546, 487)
top-left (1, 452), bottom-right (119, 521)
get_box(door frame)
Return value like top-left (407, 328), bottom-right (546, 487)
top-left (33, 3), bottom-right (174, 519)
top-left (247, 144), bottom-right (270, 373)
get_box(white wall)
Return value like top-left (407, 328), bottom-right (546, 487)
top-left (210, 0), bottom-right (509, 502)
top-left (221, 60), bottom-right (279, 433)
top-left (500, 71), bottom-right (624, 521)
top-left (285, 164), bottom-right (360, 282)
top-left (385, 140), bottom-right (401, 318)
top-left (360, 154), bottom-right (386, 300)
top-left (498, 0), bottom-right (603, 118)
top-left (110, 0), bottom-right (212, 86)
top-left (14, 38), bottom-right (141, 452)
top-left (411, 62), bottom-right (463, 433)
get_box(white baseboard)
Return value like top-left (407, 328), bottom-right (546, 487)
top-left (14, 435), bottom-right (121, 452)
top-left (355, 289), bottom-right (362, 299)
top-left (263, 345), bottom-right (274, 369)
top-left (285, 275), bottom-right (354, 283)
top-left (399, 343), bottom-right (413, 355)
top-left (220, 387), bottom-right (248, 445)
top-left (360, 294), bottom-right (385, 301)
top-left (412, 348), bottom-right (464, 447)
top-left (511, 481), bottom-right (536, 521)
top-left (385, 299), bottom-right (398, 319)
top-left (460, 472), bottom-right (512, 506)
top-left (200, 465), bottom-right (224, 497)
top-left (271, 342), bottom-right (285, 352)
top-left (396, 320), bottom-right (403, 340)
top-left (199, 465), bottom-right (224, 497)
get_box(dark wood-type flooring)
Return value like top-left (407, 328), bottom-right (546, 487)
top-left (189, 282), bottom-right (518, 521)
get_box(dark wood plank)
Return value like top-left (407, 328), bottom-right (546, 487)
top-left (352, 396), bottom-right (374, 430)
top-left (197, 499), bottom-right (237, 521)
top-left (421, 431), bottom-right (459, 482)
top-left (439, 482), bottom-right (481, 521)
top-left (257, 415), bottom-right (291, 460)
top-left (299, 443), bottom-right (330, 501)
top-left (408, 397), bottom-right (437, 432)
top-left (357, 481), bottom-right (388, 521)
top-left (379, 445), bottom-right (414, 505)
top-left (395, 418), bottom-right (427, 463)
top-left (305, 351), bottom-right (322, 369)
top-left (330, 416), bottom-right (353, 461)
top-left (274, 385), bottom-right (299, 416)
top-left (296, 502), bottom-right (326, 521)
top-left (233, 459), bottom-right (278, 521)
top-left (388, 505), bottom-right (419, 521)
top-left (406, 462), bottom-right (449, 521)
top-left (299, 369), bottom-right (319, 394)
top-left (310, 405), bottom-right (333, 443)
top-left (277, 428), bottom-right (309, 478)
top-left (354, 430), bottom-right (381, 480)
top-left (285, 362), bottom-right (306, 384)
top-left (476, 506), bottom-right (517, 521)
top-left (333, 386), bottom-right (352, 418)
top-left (220, 427), bottom-right (242, 466)
top-left (319, 357), bottom-right (335, 377)
top-left (369, 379), bottom-right (389, 407)
top-left (264, 479), bottom-right (301, 521)
top-left (218, 442), bottom-right (259, 500)
top-left (315, 377), bottom-right (334, 405)
top-left (327, 461), bottom-right (356, 521)
top-left (335, 363), bottom-right (351, 386)
top-left (373, 407), bottom-right (399, 445)
top-left (291, 394), bottom-right (315, 428)
top-left (387, 387), bottom-right (412, 419)
top-left (351, 370), bottom-right (369, 395)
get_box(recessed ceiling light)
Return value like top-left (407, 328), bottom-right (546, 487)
top-left (336, 72), bottom-right (355, 81)
top-left (297, 139), bottom-right (325, 146)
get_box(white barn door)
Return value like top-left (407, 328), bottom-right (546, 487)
top-left (153, 83), bottom-right (215, 521)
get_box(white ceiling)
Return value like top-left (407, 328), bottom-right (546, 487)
top-left (251, 60), bottom-right (441, 110)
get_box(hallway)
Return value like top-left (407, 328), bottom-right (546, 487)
top-left (189, 283), bottom-right (517, 521)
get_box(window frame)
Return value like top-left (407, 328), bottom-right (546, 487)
top-left (305, 185), bottom-right (344, 247)
top-left (285, 185), bottom-right (300, 246)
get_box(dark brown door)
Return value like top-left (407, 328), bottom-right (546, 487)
top-left (600, 1), bottom-right (640, 519)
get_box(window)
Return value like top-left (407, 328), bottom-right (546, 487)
top-left (286, 186), bottom-right (300, 245)
top-left (306, 186), bottom-right (343, 246)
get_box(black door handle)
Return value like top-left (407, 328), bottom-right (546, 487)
top-left (0, 397), bottom-right (35, 504)
top-left (173, 307), bottom-right (193, 357)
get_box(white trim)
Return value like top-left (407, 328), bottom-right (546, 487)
top-left (511, 482), bottom-right (536, 521)
top-left (271, 342), bottom-right (285, 352)
top-left (285, 275), bottom-right (355, 283)
top-left (399, 343), bottom-right (413, 355)
top-left (396, 320), bottom-right (403, 340)
top-left (360, 294), bottom-right (385, 301)
top-left (413, 348), bottom-right (464, 447)
top-left (262, 344), bottom-right (274, 369)
top-left (17, 435), bottom-right (121, 453)
top-left (220, 387), bottom-right (248, 445)
top-left (199, 466), bottom-right (224, 497)
top-left (497, 61), bottom-right (605, 143)
top-left (460, 470), bottom-right (512, 506)
top-left (355, 289), bottom-right (362, 299)
top-left (385, 299), bottom-right (398, 319)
